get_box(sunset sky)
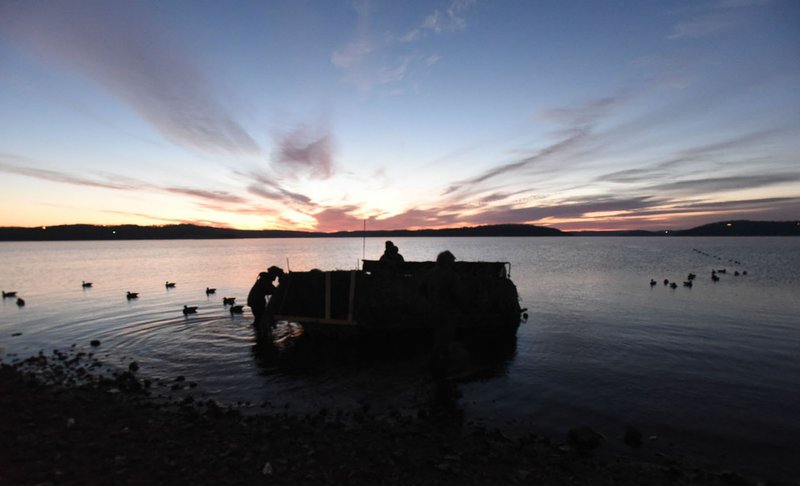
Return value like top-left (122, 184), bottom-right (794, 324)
top-left (1, 0), bottom-right (798, 232)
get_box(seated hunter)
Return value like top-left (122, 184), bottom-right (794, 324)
top-left (378, 240), bottom-right (404, 274)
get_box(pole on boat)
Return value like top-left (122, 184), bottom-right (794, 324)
top-left (361, 218), bottom-right (366, 269)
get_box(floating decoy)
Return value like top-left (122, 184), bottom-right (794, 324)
top-left (165, 281), bottom-right (176, 288)
top-left (82, 281), bottom-right (93, 288)
top-left (683, 281), bottom-right (693, 288)
top-left (16, 298), bottom-right (25, 307)
top-left (183, 305), bottom-right (198, 315)
top-left (742, 270), bottom-right (748, 275)
top-left (734, 271), bottom-right (740, 276)
top-left (2, 291), bottom-right (17, 298)
top-left (670, 282), bottom-right (678, 289)
top-left (126, 291), bottom-right (139, 299)
top-left (230, 305), bottom-right (244, 314)
top-left (650, 279), bottom-right (657, 287)
top-left (687, 273), bottom-right (696, 280)
top-left (717, 269), bottom-right (727, 274)
top-left (663, 279), bottom-right (669, 285)
top-left (205, 287), bottom-right (216, 295)
top-left (711, 274), bottom-right (720, 282)
top-left (222, 297), bottom-right (236, 305)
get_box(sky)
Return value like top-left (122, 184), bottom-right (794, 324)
top-left (0, 0), bottom-right (798, 232)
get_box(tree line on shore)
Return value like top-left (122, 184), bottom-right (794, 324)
top-left (0, 220), bottom-right (797, 241)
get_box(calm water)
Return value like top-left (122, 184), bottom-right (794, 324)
top-left (1, 237), bottom-right (799, 480)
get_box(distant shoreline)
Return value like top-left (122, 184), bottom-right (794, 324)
top-left (0, 220), bottom-right (797, 241)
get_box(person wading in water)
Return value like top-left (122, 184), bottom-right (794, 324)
top-left (247, 266), bottom-right (284, 331)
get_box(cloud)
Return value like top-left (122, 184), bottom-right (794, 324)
top-left (378, 56), bottom-right (414, 84)
top-left (0, 160), bottom-right (145, 191)
top-left (491, 196), bottom-right (660, 223)
top-left (332, 0), bottom-right (474, 94)
top-left (0, 155), bottom-right (254, 208)
top-left (331, 39), bottom-right (373, 69)
top-left (247, 183), bottom-right (313, 206)
top-left (368, 207), bottom-right (464, 231)
top-left (668, 12), bottom-right (743, 39)
top-left (245, 171), bottom-right (314, 206)
top-left (272, 126), bottom-right (335, 180)
top-left (163, 187), bottom-right (247, 204)
top-left (597, 128), bottom-right (785, 183)
top-left (443, 128), bottom-right (590, 195)
top-left (645, 173), bottom-right (800, 194)
top-left (0, 1), bottom-right (260, 155)
top-left (539, 97), bottom-right (621, 127)
top-left (307, 206), bottom-right (363, 233)
top-left (667, 0), bottom-right (770, 39)
top-left (442, 91), bottom-right (634, 197)
top-left (654, 196), bottom-right (799, 214)
top-left (401, 0), bottom-right (476, 42)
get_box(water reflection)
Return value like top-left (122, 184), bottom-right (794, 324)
top-left (249, 321), bottom-right (518, 427)
top-left (250, 321), bottom-right (518, 384)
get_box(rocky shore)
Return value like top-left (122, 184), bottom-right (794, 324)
top-left (0, 348), bottom-right (766, 485)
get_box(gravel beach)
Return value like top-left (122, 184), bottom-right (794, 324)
top-left (0, 348), bottom-right (763, 485)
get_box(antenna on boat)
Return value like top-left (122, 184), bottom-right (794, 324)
top-left (286, 257), bottom-right (291, 273)
top-left (361, 218), bottom-right (366, 269)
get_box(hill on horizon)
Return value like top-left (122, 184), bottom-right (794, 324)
top-left (0, 222), bottom-right (564, 241)
top-left (0, 220), bottom-right (796, 241)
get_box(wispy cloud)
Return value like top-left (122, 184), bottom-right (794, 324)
top-left (442, 92), bottom-right (635, 197)
top-left (668, 0), bottom-right (771, 39)
top-left (646, 173), bottom-right (800, 194)
top-left (162, 187), bottom-right (247, 205)
top-left (245, 170), bottom-right (314, 206)
top-left (271, 125), bottom-right (335, 180)
top-left (0, 1), bottom-right (260, 155)
top-left (308, 206), bottom-right (363, 233)
top-left (401, 0), bottom-right (476, 42)
top-left (331, 39), bottom-right (373, 69)
top-left (247, 183), bottom-right (313, 206)
top-left (0, 155), bottom-right (255, 209)
top-left (455, 129), bottom-right (589, 192)
top-left (331, 0), bottom-right (474, 94)
top-left (0, 160), bottom-right (145, 191)
top-left (598, 128), bottom-right (785, 183)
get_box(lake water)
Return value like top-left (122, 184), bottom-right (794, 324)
top-left (1, 237), bottom-right (799, 481)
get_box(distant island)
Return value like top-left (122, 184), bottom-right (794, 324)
top-left (0, 220), bottom-right (797, 241)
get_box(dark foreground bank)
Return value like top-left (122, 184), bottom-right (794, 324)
top-left (0, 351), bottom-right (765, 486)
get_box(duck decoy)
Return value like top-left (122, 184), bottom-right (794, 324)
top-left (650, 279), bottom-right (657, 287)
top-left (711, 274), bottom-right (720, 282)
top-left (165, 281), bottom-right (176, 288)
top-left (205, 287), bottom-right (216, 295)
top-left (126, 291), bottom-right (139, 299)
top-left (687, 273), bottom-right (696, 280)
top-left (82, 281), bottom-right (93, 288)
top-left (222, 297), bottom-right (236, 305)
top-left (669, 282), bottom-right (678, 289)
top-left (734, 271), bottom-right (740, 276)
top-left (183, 305), bottom-right (198, 315)
top-left (2, 291), bottom-right (17, 298)
top-left (663, 279), bottom-right (669, 285)
top-left (683, 281), bottom-right (693, 287)
top-left (742, 270), bottom-right (748, 275)
top-left (16, 298), bottom-right (25, 307)
top-left (230, 305), bottom-right (244, 314)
